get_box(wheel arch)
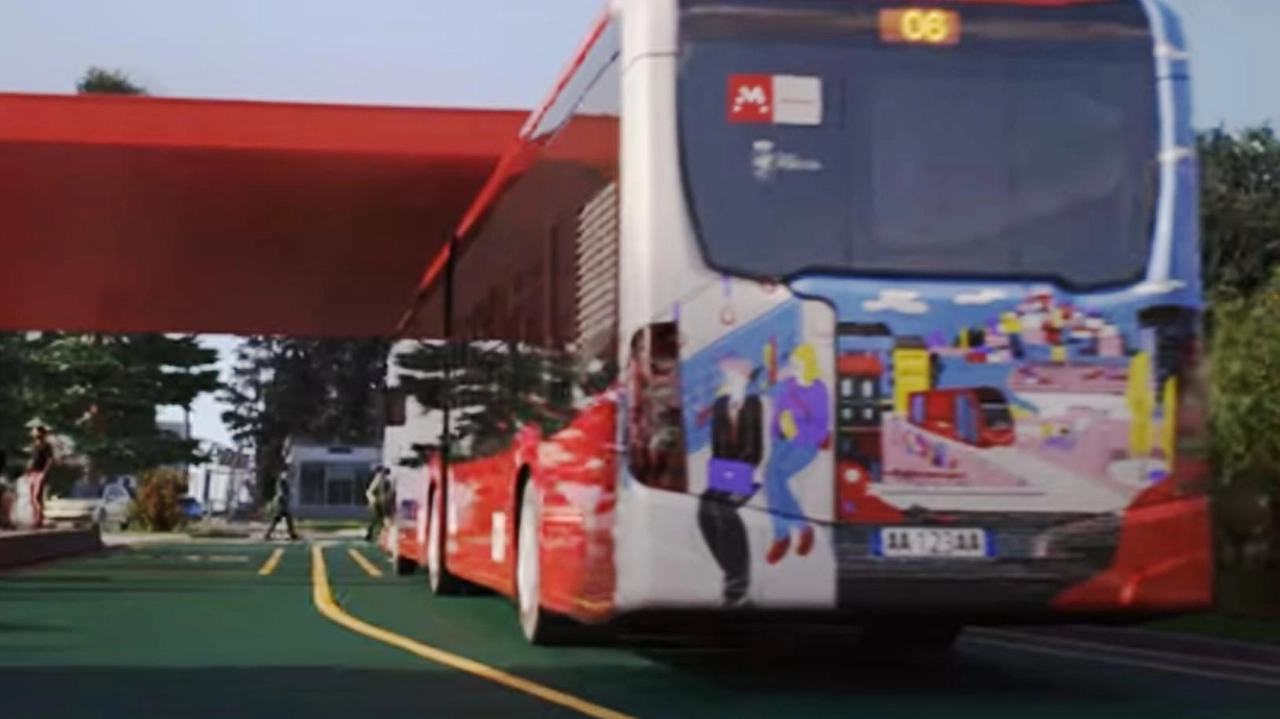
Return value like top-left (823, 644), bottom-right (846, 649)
top-left (512, 463), bottom-right (534, 556)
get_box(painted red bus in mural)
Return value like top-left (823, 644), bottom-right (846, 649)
top-left (387, 0), bottom-right (1213, 646)
top-left (907, 387), bottom-right (1016, 449)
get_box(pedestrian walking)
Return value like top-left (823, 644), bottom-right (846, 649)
top-left (364, 466), bottom-right (390, 542)
top-left (263, 471), bottom-right (299, 541)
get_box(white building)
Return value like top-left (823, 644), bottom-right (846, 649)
top-left (187, 444), bottom-right (255, 516)
top-left (283, 437), bottom-right (380, 520)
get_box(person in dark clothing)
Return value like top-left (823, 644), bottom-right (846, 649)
top-left (697, 360), bottom-right (764, 608)
top-left (27, 425), bottom-right (54, 475)
top-left (24, 426), bottom-right (55, 523)
top-left (264, 473), bottom-right (300, 541)
top-left (364, 466), bottom-right (390, 542)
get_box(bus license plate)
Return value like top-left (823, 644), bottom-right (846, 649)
top-left (877, 527), bottom-right (989, 558)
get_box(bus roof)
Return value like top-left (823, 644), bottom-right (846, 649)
top-left (0, 91), bottom-right (524, 338)
top-left (396, 4), bottom-right (618, 335)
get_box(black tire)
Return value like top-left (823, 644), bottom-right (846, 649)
top-left (395, 555), bottom-right (417, 576)
top-left (426, 488), bottom-right (467, 596)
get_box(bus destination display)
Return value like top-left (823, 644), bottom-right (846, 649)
top-left (879, 8), bottom-right (962, 46)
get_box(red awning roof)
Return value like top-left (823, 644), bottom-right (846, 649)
top-left (0, 92), bottom-right (526, 338)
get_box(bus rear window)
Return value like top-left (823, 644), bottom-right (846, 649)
top-left (676, 0), bottom-right (1161, 289)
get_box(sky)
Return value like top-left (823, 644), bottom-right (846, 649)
top-left (0, 0), bottom-right (1275, 449)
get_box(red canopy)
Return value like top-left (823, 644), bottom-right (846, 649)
top-left (0, 92), bottom-right (525, 338)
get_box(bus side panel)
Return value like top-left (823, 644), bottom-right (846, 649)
top-left (448, 448), bottom-right (520, 596)
top-left (439, 15), bottom-right (624, 613)
top-left (536, 397), bottom-right (620, 622)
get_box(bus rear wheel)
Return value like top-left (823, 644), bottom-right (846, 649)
top-left (395, 555), bottom-right (416, 576)
top-left (426, 489), bottom-right (465, 596)
top-left (515, 485), bottom-right (590, 646)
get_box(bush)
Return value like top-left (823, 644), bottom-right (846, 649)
top-left (1209, 269), bottom-right (1280, 564)
top-left (130, 467), bottom-right (186, 532)
top-left (1210, 270), bottom-right (1280, 489)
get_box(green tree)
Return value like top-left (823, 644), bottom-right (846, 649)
top-left (310, 338), bottom-right (393, 443)
top-left (77, 67), bottom-right (147, 95)
top-left (0, 333), bottom-right (35, 476)
top-left (220, 336), bottom-right (391, 504)
top-left (28, 333), bottom-right (219, 485)
top-left (1211, 271), bottom-right (1280, 483)
top-left (1198, 125), bottom-right (1280, 298)
top-left (221, 337), bottom-right (286, 502)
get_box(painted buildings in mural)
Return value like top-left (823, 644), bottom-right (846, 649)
top-left (676, 281), bottom-right (1195, 524)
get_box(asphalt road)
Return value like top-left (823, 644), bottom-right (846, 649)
top-left (2, 540), bottom-right (1278, 718)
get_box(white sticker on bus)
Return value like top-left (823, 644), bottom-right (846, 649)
top-left (772, 75), bottom-right (823, 126)
top-left (491, 511), bottom-right (507, 562)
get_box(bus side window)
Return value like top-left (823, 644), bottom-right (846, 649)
top-left (625, 323), bottom-right (689, 493)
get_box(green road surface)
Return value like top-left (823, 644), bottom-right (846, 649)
top-left (1, 541), bottom-right (1277, 719)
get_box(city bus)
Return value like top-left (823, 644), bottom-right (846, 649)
top-left (389, 0), bottom-right (1212, 646)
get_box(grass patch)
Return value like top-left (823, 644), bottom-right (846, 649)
top-left (296, 519), bottom-right (365, 532)
top-left (1147, 613), bottom-right (1280, 646)
top-left (186, 527), bottom-right (253, 539)
top-left (1144, 567), bottom-right (1280, 645)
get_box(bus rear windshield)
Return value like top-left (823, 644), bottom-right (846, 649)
top-left (676, 0), bottom-right (1161, 289)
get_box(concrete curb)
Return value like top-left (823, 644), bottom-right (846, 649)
top-left (0, 526), bottom-right (104, 572)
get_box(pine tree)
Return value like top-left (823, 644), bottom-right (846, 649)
top-left (220, 336), bottom-right (391, 503)
top-left (0, 332), bottom-right (35, 475)
top-left (28, 333), bottom-right (219, 485)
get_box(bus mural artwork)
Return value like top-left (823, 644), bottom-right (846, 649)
top-left (384, 0), bottom-right (1213, 646)
top-left (760, 344), bottom-right (830, 565)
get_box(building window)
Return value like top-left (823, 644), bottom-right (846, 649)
top-left (326, 462), bottom-right (361, 507)
top-left (297, 461), bottom-right (375, 507)
top-left (300, 462), bottom-right (326, 505)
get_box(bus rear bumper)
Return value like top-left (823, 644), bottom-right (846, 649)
top-left (1050, 495), bottom-right (1214, 615)
top-left (611, 484), bottom-right (1211, 622)
top-left (832, 497), bottom-right (1213, 620)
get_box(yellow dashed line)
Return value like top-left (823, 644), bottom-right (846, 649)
top-left (310, 546), bottom-right (637, 719)
top-left (257, 548), bottom-right (284, 576)
top-left (347, 547), bottom-right (384, 578)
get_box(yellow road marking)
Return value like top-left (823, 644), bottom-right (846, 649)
top-left (347, 547), bottom-right (384, 578)
top-left (258, 548), bottom-right (284, 576)
top-left (310, 546), bottom-right (637, 719)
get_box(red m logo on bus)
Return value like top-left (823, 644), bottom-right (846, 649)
top-left (728, 74), bottom-right (773, 123)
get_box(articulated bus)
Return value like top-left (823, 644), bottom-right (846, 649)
top-left (389, 0), bottom-right (1212, 646)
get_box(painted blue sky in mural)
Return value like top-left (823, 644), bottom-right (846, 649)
top-left (789, 276), bottom-right (1197, 344)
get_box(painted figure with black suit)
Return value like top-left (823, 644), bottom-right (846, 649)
top-left (697, 357), bottom-right (764, 608)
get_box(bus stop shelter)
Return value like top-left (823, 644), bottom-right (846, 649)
top-left (0, 92), bottom-right (527, 338)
